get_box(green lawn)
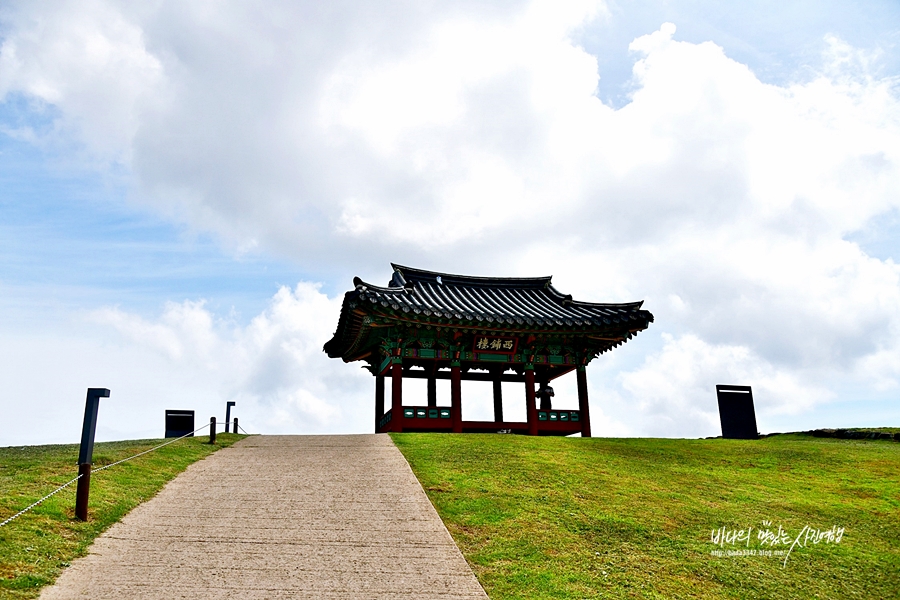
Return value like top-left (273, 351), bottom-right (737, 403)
top-left (0, 434), bottom-right (244, 599)
top-left (392, 433), bottom-right (900, 599)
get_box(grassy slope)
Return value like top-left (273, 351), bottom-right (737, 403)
top-left (0, 434), bottom-right (244, 599)
top-left (392, 433), bottom-right (900, 599)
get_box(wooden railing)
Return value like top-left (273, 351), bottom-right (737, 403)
top-left (378, 407), bottom-right (582, 435)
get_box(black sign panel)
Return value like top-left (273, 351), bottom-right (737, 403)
top-left (716, 385), bottom-right (758, 440)
top-left (165, 410), bottom-right (195, 438)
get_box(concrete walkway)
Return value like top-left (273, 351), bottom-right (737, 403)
top-left (41, 435), bottom-right (488, 599)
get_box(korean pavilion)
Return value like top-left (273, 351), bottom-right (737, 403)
top-left (324, 265), bottom-right (654, 436)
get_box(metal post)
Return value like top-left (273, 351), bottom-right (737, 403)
top-left (391, 362), bottom-right (403, 432)
top-left (451, 364), bottom-right (462, 433)
top-left (233, 417), bottom-right (239, 434)
top-left (225, 401), bottom-right (235, 433)
top-left (525, 368), bottom-right (537, 436)
top-left (75, 388), bottom-right (110, 521)
top-left (209, 417), bottom-right (216, 444)
top-left (375, 375), bottom-right (385, 432)
top-left (577, 366), bottom-right (591, 438)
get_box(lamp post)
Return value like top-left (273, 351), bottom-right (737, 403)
top-left (225, 401), bottom-right (236, 433)
top-left (75, 388), bottom-right (110, 521)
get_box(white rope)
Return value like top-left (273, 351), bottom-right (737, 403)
top-left (0, 423), bottom-right (213, 527)
top-left (0, 419), bottom-right (252, 527)
top-left (0, 474), bottom-right (82, 528)
top-left (92, 424), bottom-right (211, 473)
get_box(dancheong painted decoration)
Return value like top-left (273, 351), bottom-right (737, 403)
top-left (324, 264), bottom-right (654, 436)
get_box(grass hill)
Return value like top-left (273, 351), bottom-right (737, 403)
top-left (3, 432), bottom-right (896, 599)
top-left (392, 432), bottom-right (900, 599)
top-left (0, 435), bottom-right (243, 599)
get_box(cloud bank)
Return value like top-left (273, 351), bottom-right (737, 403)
top-left (1, 0), bottom-right (899, 442)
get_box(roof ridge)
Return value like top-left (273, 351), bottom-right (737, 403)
top-left (390, 263), bottom-right (552, 288)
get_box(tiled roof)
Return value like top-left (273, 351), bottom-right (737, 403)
top-left (324, 264), bottom-right (654, 360)
top-left (358, 264), bottom-right (648, 327)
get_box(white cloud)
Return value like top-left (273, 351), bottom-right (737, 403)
top-left (2, 3), bottom-right (900, 438)
top-left (83, 282), bottom-right (367, 440)
top-left (617, 333), bottom-right (832, 438)
top-left (0, 0), bottom-right (163, 157)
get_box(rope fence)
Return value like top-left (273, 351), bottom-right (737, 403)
top-left (92, 423), bottom-right (211, 473)
top-left (0, 420), bottom-right (250, 529)
top-left (0, 475), bottom-right (82, 528)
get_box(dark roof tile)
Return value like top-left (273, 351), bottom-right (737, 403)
top-left (324, 264), bottom-right (654, 360)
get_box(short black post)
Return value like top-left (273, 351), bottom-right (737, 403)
top-left (233, 417), bottom-right (239, 434)
top-left (209, 417), bottom-right (216, 444)
top-left (225, 401), bottom-right (236, 433)
top-left (75, 388), bottom-right (110, 521)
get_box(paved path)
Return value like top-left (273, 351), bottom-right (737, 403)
top-left (42, 435), bottom-right (488, 599)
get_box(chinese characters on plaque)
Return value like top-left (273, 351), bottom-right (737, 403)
top-left (473, 336), bottom-right (518, 354)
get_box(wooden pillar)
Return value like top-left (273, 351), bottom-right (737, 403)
top-left (492, 374), bottom-right (503, 423)
top-left (525, 366), bottom-right (538, 436)
top-left (391, 362), bottom-right (403, 432)
top-left (577, 366), bottom-right (591, 438)
top-left (427, 368), bottom-right (437, 407)
top-left (451, 364), bottom-right (462, 433)
top-left (375, 375), bottom-right (385, 432)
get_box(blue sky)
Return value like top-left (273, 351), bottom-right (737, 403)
top-left (0, 100), bottom-right (309, 322)
top-left (1, 0), bottom-right (899, 444)
top-left (589, 1), bottom-right (900, 105)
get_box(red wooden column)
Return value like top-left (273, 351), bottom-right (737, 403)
top-left (451, 363), bottom-right (462, 433)
top-left (577, 366), bottom-right (591, 438)
top-left (427, 365), bottom-right (437, 407)
top-left (391, 361), bottom-right (403, 432)
top-left (492, 374), bottom-right (503, 423)
top-left (525, 366), bottom-right (538, 436)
